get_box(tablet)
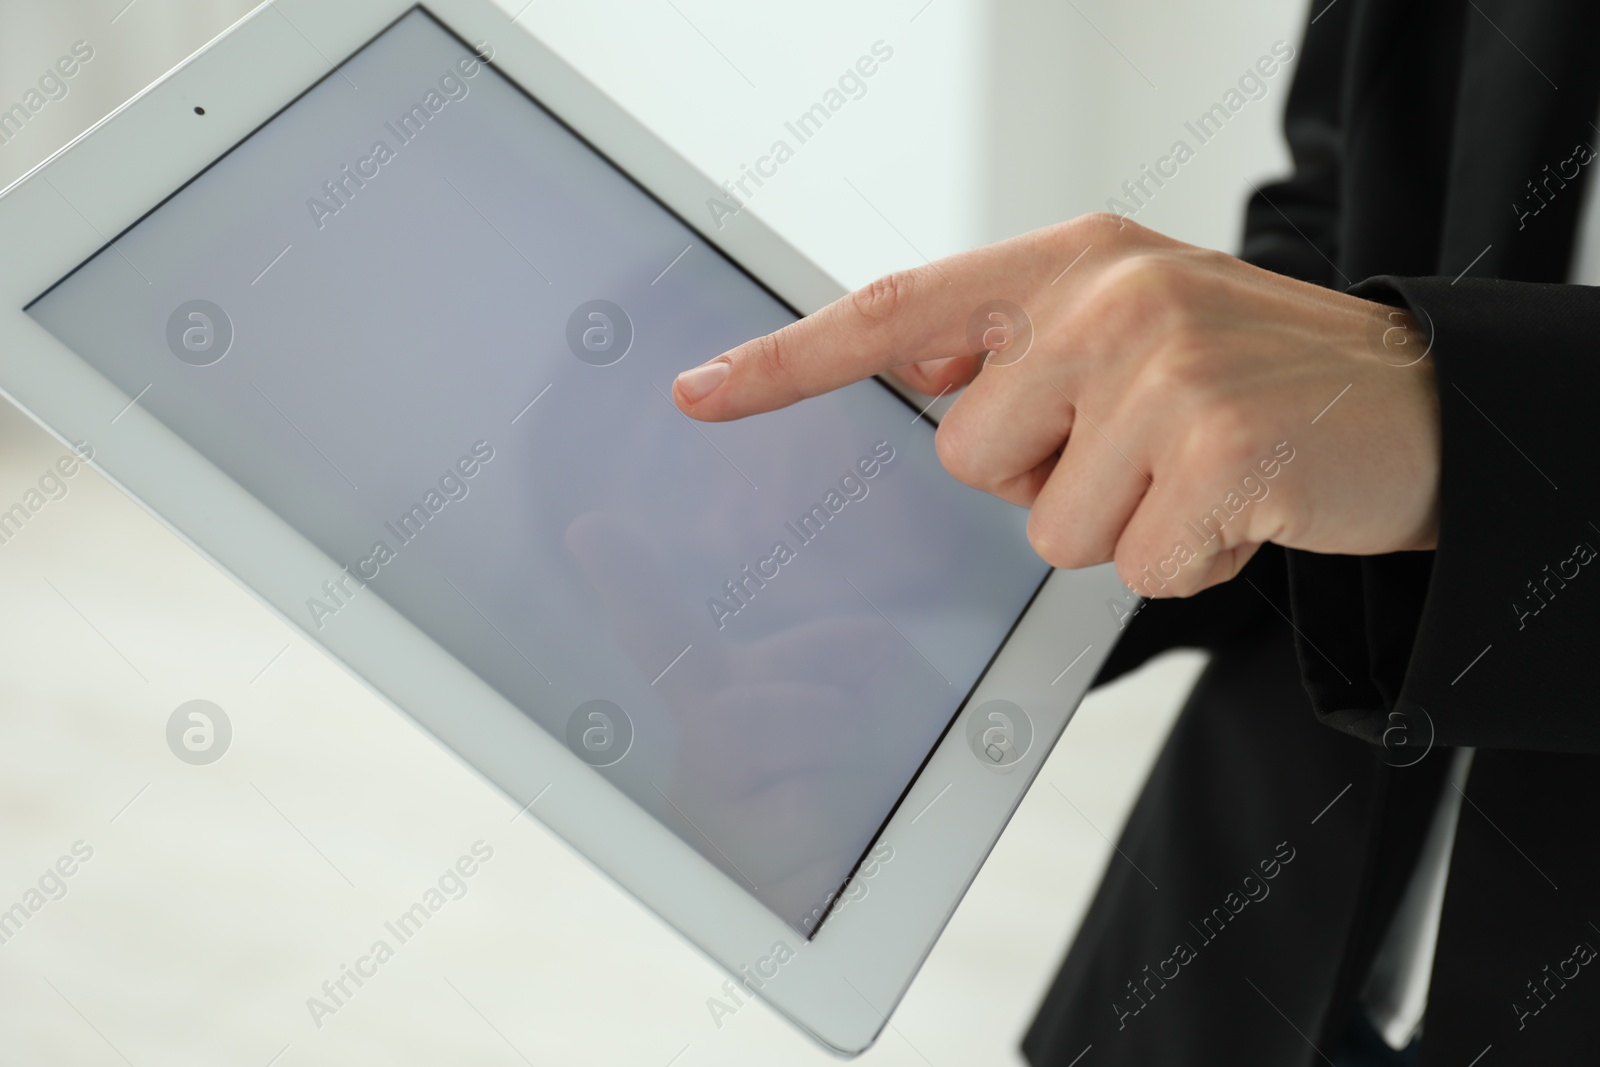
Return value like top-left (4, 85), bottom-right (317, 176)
top-left (0, 1), bottom-right (1127, 1053)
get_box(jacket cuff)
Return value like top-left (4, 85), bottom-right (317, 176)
top-left (1285, 275), bottom-right (1600, 753)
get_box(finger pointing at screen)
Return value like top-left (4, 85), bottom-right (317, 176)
top-left (673, 213), bottom-right (1441, 599)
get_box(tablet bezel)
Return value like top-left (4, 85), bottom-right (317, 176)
top-left (0, 1), bottom-right (1127, 1053)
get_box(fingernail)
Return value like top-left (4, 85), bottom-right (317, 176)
top-left (675, 360), bottom-right (730, 403)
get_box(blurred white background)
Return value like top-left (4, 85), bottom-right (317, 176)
top-left (0, 0), bottom-right (1301, 1063)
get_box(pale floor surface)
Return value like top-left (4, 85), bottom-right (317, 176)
top-left (0, 3), bottom-right (1203, 1061)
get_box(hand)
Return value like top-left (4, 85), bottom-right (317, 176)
top-left (672, 214), bottom-right (1441, 598)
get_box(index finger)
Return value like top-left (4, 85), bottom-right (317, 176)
top-left (673, 258), bottom-right (987, 422)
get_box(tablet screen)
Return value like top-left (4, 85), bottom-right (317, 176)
top-left (26, 7), bottom-right (1049, 935)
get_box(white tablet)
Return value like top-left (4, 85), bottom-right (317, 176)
top-left (0, 1), bottom-right (1126, 1054)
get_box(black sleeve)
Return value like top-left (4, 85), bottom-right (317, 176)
top-left (1238, 0), bottom-right (1351, 287)
top-left (1227, 2), bottom-right (1600, 753)
top-left (1093, 5), bottom-right (1355, 688)
top-left (1286, 275), bottom-right (1600, 754)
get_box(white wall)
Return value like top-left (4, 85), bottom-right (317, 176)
top-left (526, 0), bottom-right (992, 281)
top-left (522, 0), bottom-right (1304, 278)
top-left (984, 0), bottom-right (1305, 250)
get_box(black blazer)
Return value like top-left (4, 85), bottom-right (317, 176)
top-left (1024, 1), bottom-right (1600, 1063)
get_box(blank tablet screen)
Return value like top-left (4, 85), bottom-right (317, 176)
top-left (27, 7), bottom-right (1049, 935)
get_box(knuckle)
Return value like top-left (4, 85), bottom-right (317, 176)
top-left (850, 269), bottom-right (920, 327)
top-left (1080, 253), bottom-right (1198, 342)
top-left (1026, 527), bottom-right (1060, 568)
top-left (1112, 544), bottom-right (1186, 600)
top-left (1193, 395), bottom-right (1263, 461)
top-left (933, 418), bottom-right (984, 488)
top-left (1026, 517), bottom-right (1070, 569)
top-left (1075, 211), bottom-right (1138, 244)
top-left (1029, 516), bottom-right (1101, 571)
top-left (745, 325), bottom-right (803, 397)
top-left (1169, 565), bottom-right (1215, 598)
top-left (1105, 252), bottom-right (1191, 305)
top-left (1111, 553), bottom-right (1151, 597)
top-left (1133, 340), bottom-right (1211, 404)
